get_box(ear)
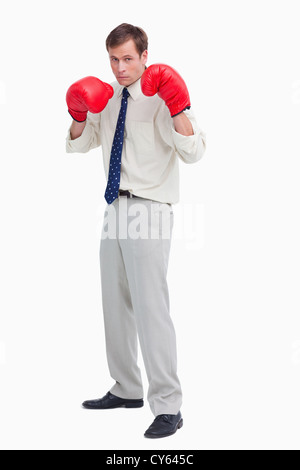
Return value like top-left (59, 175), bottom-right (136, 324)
top-left (141, 50), bottom-right (148, 65)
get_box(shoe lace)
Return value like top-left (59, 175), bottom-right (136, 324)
top-left (154, 414), bottom-right (173, 425)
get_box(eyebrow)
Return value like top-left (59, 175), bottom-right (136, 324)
top-left (110, 54), bottom-right (134, 59)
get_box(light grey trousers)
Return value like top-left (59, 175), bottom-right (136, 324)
top-left (99, 195), bottom-right (182, 416)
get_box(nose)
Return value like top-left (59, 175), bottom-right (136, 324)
top-left (118, 60), bottom-right (126, 73)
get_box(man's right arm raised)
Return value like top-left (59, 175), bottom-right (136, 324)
top-left (65, 76), bottom-right (114, 153)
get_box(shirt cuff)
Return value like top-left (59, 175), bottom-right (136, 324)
top-left (171, 110), bottom-right (205, 162)
top-left (65, 122), bottom-right (94, 153)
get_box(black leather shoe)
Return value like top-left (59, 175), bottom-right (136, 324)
top-left (144, 411), bottom-right (183, 439)
top-left (82, 391), bottom-right (144, 410)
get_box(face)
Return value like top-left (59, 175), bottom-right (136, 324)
top-left (108, 39), bottom-right (148, 87)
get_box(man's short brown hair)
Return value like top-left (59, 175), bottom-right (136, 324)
top-left (106, 23), bottom-right (148, 56)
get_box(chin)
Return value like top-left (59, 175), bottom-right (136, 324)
top-left (118, 76), bottom-right (140, 87)
top-left (118, 77), bottom-right (130, 85)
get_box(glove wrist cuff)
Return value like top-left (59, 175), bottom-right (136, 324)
top-left (171, 106), bottom-right (191, 118)
top-left (68, 109), bottom-right (87, 123)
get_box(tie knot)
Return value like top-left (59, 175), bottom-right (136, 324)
top-left (123, 87), bottom-right (130, 99)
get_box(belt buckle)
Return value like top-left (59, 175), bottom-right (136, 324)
top-left (119, 190), bottom-right (133, 198)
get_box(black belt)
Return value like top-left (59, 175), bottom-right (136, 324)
top-left (118, 190), bottom-right (139, 199)
top-left (118, 190), bottom-right (172, 206)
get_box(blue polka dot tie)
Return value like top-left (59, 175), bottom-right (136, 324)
top-left (104, 87), bottom-right (130, 204)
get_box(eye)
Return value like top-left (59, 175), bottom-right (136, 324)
top-left (125, 58), bottom-right (132, 61)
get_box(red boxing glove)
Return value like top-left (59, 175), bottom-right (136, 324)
top-left (141, 64), bottom-right (191, 117)
top-left (66, 76), bottom-right (114, 122)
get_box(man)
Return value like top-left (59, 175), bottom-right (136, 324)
top-left (66, 23), bottom-right (206, 439)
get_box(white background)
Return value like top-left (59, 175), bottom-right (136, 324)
top-left (0, 0), bottom-right (300, 451)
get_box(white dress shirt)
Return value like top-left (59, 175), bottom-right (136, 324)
top-left (66, 78), bottom-right (206, 204)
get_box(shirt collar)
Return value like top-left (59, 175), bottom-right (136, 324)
top-left (116, 77), bottom-right (142, 101)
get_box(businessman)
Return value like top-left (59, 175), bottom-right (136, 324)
top-left (66, 23), bottom-right (206, 438)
